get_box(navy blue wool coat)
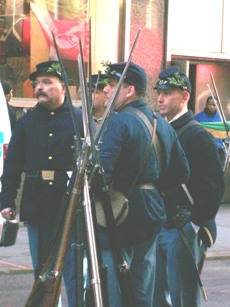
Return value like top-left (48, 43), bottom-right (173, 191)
top-left (164, 110), bottom-right (225, 226)
top-left (0, 101), bottom-right (83, 225)
top-left (97, 99), bottom-right (190, 247)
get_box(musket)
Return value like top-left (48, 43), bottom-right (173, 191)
top-left (33, 37), bottom-right (103, 306)
top-left (47, 146), bottom-right (91, 307)
top-left (180, 184), bottom-right (208, 301)
top-left (42, 144), bottom-right (91, 307)
top-left (91, 70), bottom-right (102, 116)
top-left (209, 73), bottom-right (228, 128)
top-left (51, 31), bottom-right (82, 161)
top-left (89, 29), bottom-right (142, 307)
top-left (176, 226), bottom-right (207, 301)
top-left (88, 16), bottom-right (93, 111)
top-left (207, 84), bottom-right (223, 123)
top-left (25, 33), bottom-right (84, 306)
top-left (207, 77), bottom-right (230, 172)
top-left (52, 32), bottom-right (81, 138)
top-left (78, 39), bottom-right (107, 307)
top-left (92, 164), bottom-right (137, 307)
top-left (24, 167), bottom-right (79, 306)
top-left (94, 28), bottom-right (141, 143)
top-left (24, 141), bottom-right (91, 307)
top-left (38, 34), bottom-right (99, 307)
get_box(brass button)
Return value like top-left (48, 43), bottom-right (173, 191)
top-left (50, 112), bottom-right (55, 115)
top-left (48, 156), bottom-right (53, 160)
top-left (49, 133), bottom-right (53, 137)
top-left (49, 181), bottom-right (53, 186)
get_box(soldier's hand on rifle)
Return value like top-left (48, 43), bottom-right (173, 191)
top-left (1, 208), bottom-right (16, 220)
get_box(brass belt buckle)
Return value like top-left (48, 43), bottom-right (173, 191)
top-left (41, 170), bottom-right (55, 181)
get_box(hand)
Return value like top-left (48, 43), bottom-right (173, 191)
top-left (1, 208), bottom-right (16, 220)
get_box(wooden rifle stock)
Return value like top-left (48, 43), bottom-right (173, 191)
top-left (24, 145), bottom-right (91, 307)
top-left (24, 166), bottom-right (78, 306)
top-left (25, 32), bottom-right (84, 306)
top-left (42, 145), bottom-right (91, 306)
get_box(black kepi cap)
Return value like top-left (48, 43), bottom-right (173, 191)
top-left (29, 61), bottom-right (63, 81)
top-left (106, 62), bottom-right (147, 92)
top-left (154, 66), bottom-right (191, 93)
top-left (90, 74), bottom-right (108, 89)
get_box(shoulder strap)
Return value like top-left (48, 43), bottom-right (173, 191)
top-left (176, 119), bottom-right (200, 138)
top-left (124, 106), bottom-right (164, 176)
top-left (175, 119), bottom-right (199, 205)
top-left (178, 120), bottom-right (216, 248)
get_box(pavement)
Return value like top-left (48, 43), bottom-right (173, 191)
top-left (0, 204), bottom-right (230, 275)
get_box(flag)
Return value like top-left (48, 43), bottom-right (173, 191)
top-left (200, 122), bottom-right (230, 138)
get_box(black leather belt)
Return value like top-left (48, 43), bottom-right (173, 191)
top-left (25, 170), bottom-right (69, 181)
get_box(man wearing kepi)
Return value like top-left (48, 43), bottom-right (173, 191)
top-left (153, 66), bottom-right (225, 307)
top-left (90, 73), bottom-right (107, 127)
top-left (0, 61), bottom-right (84, 306)
top-left (96, 62), bottom-right (190, 306)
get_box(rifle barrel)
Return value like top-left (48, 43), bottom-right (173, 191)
top-left (209, 72), bottom-right (230, 137)
top-left (94, 28), bottom-right (141, 143)
top-left (51, 31), bottom-right (81, 143)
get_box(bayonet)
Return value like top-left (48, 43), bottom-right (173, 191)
top-left (209, 73), bottom-right (230, 171)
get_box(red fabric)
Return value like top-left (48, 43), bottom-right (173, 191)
top-left (31, 2), bottom-right (89, 60)
top-left (22, 17), bottom-right (30, 54)
top-left (52, 19), bottom-right (89, 60)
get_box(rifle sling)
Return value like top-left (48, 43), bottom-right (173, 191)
top-left (123, 106), bottom-right (163, 186)
top-left (97, 106), bottom-right (161, 306)
top-left (177, 226), bottom-right (207, 301)
top-left (174, 118), bottom-right (208, 300)
top-left (176, 119), bottom-right (200, 138)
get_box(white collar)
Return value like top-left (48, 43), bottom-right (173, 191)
top-left (168, 108), bottom-right (188, 123)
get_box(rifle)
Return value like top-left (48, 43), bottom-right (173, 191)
top-left (41, 144), bottom-right (91, 307)
top-left (38, 33), bottom-right (106, 307)
top-left (94, 28), bottom-right (141, 143)
top-left (208, 73), bottom-right (230, 172)
top-left (78, 39), bottom-right (107, 306)
top-left (24, 58), bottom-right (96, 304)
top-left (24, 165), bottom-right (79, 305)
top-left (24, 32), bottom-right (85, 306)
top-left (89, 30), bottom-right (141, 307)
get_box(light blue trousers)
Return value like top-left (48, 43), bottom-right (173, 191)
top-left (100, 235), bottom-right (157, 307)
top-left (84, 234), bottom-right (157, 307)
top-left (28, 223), bottom-right (156, 307)
top-left (153, 222), bottom-right (205, 307)
top-left (27, 223), bottom-right (77, 307)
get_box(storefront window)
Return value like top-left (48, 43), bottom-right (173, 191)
top-left (0, 0), bottom-right (88, 98)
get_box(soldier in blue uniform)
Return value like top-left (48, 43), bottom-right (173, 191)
top-left (153, 66), bottom-right (225, 307)
top-left (0, 61), bottom-right (84, 306)
top-left (90, 73), bottom-right (108, 127)
top-left (95, 62), bottom-right (190, 306)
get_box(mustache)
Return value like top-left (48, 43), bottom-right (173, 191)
top-left (36, 91), bottom-right (47, 98)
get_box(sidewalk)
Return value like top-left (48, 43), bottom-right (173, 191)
top-left (205, 204), bottom-right (230, 259)
top-left (0, 204), bottom-right (230, 274)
